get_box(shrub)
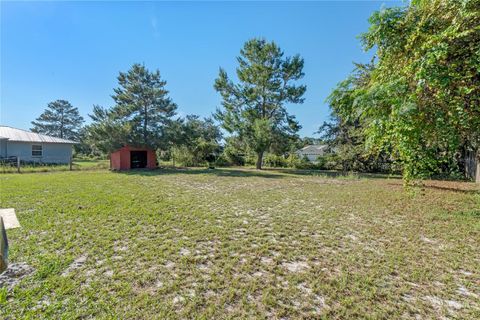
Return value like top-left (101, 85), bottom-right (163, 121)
top-left (286, 153), bottom-right (301, 168)
top-left (215, 154), bottom-right (232, 167)
top-left (263, 154), bottom-right (287, 168)
top-left (172, 145), bottom-right (196, 167)
top-left (222, 145), bottom-right (245, 166)
top-left (289, 155), bottom-right (330, 170)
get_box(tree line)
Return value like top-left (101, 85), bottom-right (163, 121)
top-left (31, 39), bottom-right (313, 170)
top-left (30, 0), bottom-right (480, 181)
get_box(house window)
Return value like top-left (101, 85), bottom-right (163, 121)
top-left (32, 145), bottom-right (43, 157)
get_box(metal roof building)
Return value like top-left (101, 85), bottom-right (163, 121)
top-left (296, 144), bottom-right (329, 163)
top-left (0, 126), bottom-right (76, 164)
top-left (0, 126), bottom-right (76, 144)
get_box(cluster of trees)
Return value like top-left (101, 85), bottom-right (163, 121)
top-left (31, 64), bottom-right (224, 166)
top-left (319, 0), bottom-right (480, 182)
top-left (84, 64), bottom-right (178, 154)
top-left (30, 0), bottom-right (479, 181)
top-left (31, 39), bottom-right (312, 170)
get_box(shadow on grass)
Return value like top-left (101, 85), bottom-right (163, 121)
top-left (422, 184), bottom-right (480, 195)
top-left (115, 167), bottom-right (285, 179)
top-left (114, 166), bottom-right (403, 180)
top-left (266, 168), bottom-right (402, 180)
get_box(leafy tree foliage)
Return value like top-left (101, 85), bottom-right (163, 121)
top-left (321, 62), bottom-right (394, 172)
top-left (31, 100), bottom-right (84, 140)
top-left (214, 38), bottom-right (306, 169)
top-left (84, 105), bottom-right (132, 154)
top-left (362, 0), bottom-right (480, 181)
top-left (86, 64), bottom-right (177, 152)
top-left (180, 115), bottom-right (222, 149)
top-left (111, 63), bottom-right (177, 147)
top-left (73, 127), bottom-right (99, 156)
top-left (329, 0), bottom-right (480, 182)
top-left (161, 115), bottom-right (222, 167)
top-left (220, 136), bottom-right (248, 166)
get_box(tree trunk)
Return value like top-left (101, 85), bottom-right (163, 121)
top-left (256, 151), bottom-right (264, 170)
top-left (60, 109), bottom-right (64, 139)
top-left (143, 105), bottom-right (148, 146)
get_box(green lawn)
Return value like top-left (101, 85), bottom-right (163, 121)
top-left (72, 159), bottom-right (109, 168)
top-left (0, 168), bottom-right (479, 319)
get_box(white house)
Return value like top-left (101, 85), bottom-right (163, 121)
top-left (0, 126), bottom-right (76, 164)
top-left (296, 144), bottom-right (329, 163)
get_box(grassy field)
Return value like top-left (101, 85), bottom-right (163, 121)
top-left (0, 168), bottom-right (479, 319)
top-left (72, 159), bottom-right (109, 169)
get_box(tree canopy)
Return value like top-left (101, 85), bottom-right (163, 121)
top-left (165, 115), bottom-right (223, 166)
top-left (86, 64), bottom-right (177, 152)
top-left (31, 100), bottom-right (84, 141)
top-left (327, 0), bottom-right (480, 182)
top-left (214, 38), bottom-right (306, 169)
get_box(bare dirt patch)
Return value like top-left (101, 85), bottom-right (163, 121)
top-left (62, 255), bottom-right (87, 276)
top-left (0, 262), bottom-right (35, 290)
top-left (282, 261), bottom-right (310, 273)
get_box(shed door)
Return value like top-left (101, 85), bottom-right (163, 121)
top-left (130, 151), bottom-right (147, 169)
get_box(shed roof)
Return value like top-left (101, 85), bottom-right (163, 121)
top-left (0, 126), bottom-right (77, 144)
top-left (111, 145), bottom-right (154, 152)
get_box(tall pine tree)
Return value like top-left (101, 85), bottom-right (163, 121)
top-left (214, 39), bottom-right (306, 169)
top-left (110, 63), bottom-right (177, 148)
top-left (31, 100), bottom-right (84, 140)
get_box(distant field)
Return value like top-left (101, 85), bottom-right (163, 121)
top-left (0, 168), bottom-right (478, 319)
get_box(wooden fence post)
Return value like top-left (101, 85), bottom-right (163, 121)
top-left (465, 150), bottom-right (480, 183)
top-left (17, 157), bottom-right (20, 173)
top-left (476, 150), bottom-right (480, 184)
top-left (0, 217), bottom-right (8, 273)
top-left (69, 156), bottom-right (73, 171)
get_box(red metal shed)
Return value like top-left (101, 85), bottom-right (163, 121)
top-left (110, 145), bottom-right (157, 170)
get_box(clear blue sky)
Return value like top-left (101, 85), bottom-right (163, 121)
top-left (1, 1), bottom-right (401, 137)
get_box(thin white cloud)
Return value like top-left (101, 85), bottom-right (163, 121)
top-left (150, 16), bottom-right (159, 38)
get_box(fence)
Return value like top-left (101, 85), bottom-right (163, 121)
top-left (0, 157), bottom-right (109, 173)
top-left (465, 150), bottom-right (480, 183)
